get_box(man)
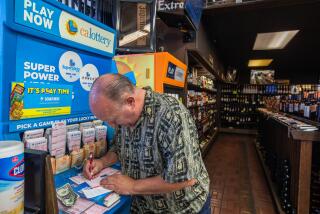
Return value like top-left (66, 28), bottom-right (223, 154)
top-left (83, 73), bottom-right (210, 213)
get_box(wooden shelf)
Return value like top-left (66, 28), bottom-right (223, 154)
top-left (255, 144), bottom-right (286, 214)
top-left (187, 83), bottom-right (217, 94)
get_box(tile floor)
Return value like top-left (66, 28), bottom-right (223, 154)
top-left (204, 133), bottom-right (276, 214)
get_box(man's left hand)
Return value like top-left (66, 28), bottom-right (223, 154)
top-left (100, 174), bottom-right (135, 195)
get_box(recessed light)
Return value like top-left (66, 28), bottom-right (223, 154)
top-left (253, 30), bottom-right (299, 50)
top-left (248, 59), bottom-right (273, 67)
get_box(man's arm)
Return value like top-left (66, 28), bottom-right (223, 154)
top-left (101, 174), bottom-right (196, 195)
top-left (99, 150), bottom-right (118, 168)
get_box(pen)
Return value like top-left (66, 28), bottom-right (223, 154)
top-left (89, 152), bottom-right (93, 177)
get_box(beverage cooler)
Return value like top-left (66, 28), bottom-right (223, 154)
top-left (114, 52), bottom-right (187, 102)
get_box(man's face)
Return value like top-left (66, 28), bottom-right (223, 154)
top-left (90, 95), bottom-right (136, 128)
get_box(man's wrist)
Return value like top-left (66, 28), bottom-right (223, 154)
top-left (130, 179), bottom-right (138, 195)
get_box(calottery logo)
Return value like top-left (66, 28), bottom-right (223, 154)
top-left (66, 19), bottom-right (78, 35)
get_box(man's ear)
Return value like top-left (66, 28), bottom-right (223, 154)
top-left (126, 97), bottom-right (135, 107)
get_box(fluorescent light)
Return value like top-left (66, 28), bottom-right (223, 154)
top-left (253, 30), bottom-right (299, 50)
top-left (248, 59), bottom-right (273, 67)
top-left (119, 24), bottom-right (150, 46)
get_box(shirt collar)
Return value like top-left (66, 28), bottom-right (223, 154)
top-left (142, 86), bottom-right (155, 118)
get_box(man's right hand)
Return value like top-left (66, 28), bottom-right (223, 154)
top-left (83, 158), bottom-right (104, 180)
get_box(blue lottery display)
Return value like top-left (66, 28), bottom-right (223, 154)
top-left (0, 0), bottom-right (132, 141)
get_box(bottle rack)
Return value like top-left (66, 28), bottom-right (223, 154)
top-left (186, 50), bottom-right (220, 156)
top-left (221, 84), bottom-right (266, 129)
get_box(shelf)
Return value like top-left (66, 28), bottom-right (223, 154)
top-left (258, 108), bottom-right (320, 128)
top-left (283, 113), bottom-right (320, 128)
top-left (222, 102), bottom-right (263, 106)
top-left (199, 122), bottom-right (217, 140)
top-left (221, 111), bottom-right (258, 115)
top-left (255, 144), bottom-right (286, 214)
top-left (201, 128), bottom-right (219, 157)
top-left (187, 83), bottom-right (217, 94)
top-left (187, 49), bottom-right (227, 83)
top-left (188, 103), bottom-right (216, 108)
top-left (222, 92), bottom-right (290, 96)
top-left (157, 10), bottom-right (196, 31)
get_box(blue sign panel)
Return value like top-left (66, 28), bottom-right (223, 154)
top-left (13, 0), bottom-right (116, 56)
top-left (15, 34), bottom-right (112, 117)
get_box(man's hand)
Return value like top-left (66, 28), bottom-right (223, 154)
top-left (83, 158), bottom-right (104, 180)
top-left (100, 174), bottom-right (135, 195)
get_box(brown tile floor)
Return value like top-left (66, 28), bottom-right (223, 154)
top-left (204, 133), bottom-right (276, 214)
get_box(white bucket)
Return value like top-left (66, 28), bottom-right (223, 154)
top-left (0, 141), bottom-right (24, 214)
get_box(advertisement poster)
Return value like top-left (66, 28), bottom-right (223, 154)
top-left (10, 82), bottom-right (72, 120)
top-left (114, 55), bottom-right (155, 89)
top-left (14, 0), bottom-right (115, 55)
top-left (250, 70), bottom-right (275, 84)
top-left (15, 35), bottom-right (112, 116)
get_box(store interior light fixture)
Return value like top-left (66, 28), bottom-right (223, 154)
top-left (253, 30), bottom-right (299, 50)
top-left (119, 24), bottom-right (151, 46)
top-left (248, 59), bottom-right (273, 67)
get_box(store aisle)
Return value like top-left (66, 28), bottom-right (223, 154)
top-left (204, 133), bottom-right (276, 214)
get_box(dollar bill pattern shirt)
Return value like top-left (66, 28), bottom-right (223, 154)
top-left (110, 87), bottom-right (210, 213)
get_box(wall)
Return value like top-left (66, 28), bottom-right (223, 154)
top-left (156, 18), bottom-right (195, 63)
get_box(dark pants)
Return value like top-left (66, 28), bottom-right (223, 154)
top-left (198, 194), bottom-right (211, 214)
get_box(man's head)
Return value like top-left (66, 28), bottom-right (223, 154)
top-left (89, 73), bottom-right (144, 127)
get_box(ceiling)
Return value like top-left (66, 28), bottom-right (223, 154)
top-left (202, 0), bottom-right (320, 84)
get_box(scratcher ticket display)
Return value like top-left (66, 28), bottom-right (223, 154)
top-left (10, 83), bottom-right (24, 120)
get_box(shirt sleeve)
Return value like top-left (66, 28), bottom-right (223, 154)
top-left (158, 111), bottom-right (198, 183)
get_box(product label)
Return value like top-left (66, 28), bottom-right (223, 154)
top-left (0, 154), bottom-right (24, 181)
top-left (0, 154), bottom-right (24, 214)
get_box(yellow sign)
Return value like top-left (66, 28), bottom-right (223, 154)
top-left (10, 82), bottom-right (72, 120)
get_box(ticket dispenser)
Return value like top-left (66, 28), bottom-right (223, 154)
top-left (0, 0), bottom-right (118, 140)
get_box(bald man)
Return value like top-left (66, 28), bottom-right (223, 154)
top-left (83, 74), bottom-right (210, 213)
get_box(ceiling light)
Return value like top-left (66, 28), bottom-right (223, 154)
top-left (248, 59), bottom-right (273, 67)
top-left (253, 30), bottom-right (299, 50)
top-left (119, 24), bottom-right (150, 46)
